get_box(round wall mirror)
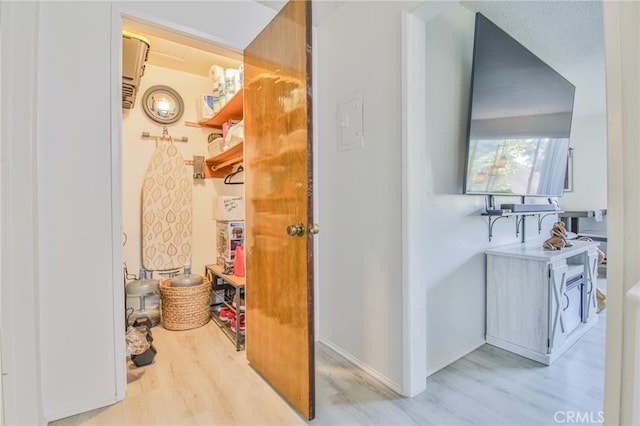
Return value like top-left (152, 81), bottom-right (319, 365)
top-left (141, 85), bottom-right (184, 124)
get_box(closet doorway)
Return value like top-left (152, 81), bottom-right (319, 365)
top-left (117, 1), bottom-right (316, 420)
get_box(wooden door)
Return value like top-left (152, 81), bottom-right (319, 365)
top-left (243, 0), bottom-right (315, 420)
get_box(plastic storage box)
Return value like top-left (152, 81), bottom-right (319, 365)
top-left (217, 220), bottom-right (244, 265)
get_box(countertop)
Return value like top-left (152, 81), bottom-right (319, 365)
top-left (486, 239), bottom-right (600, 262)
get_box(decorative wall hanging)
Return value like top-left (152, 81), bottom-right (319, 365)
top-left (141, 85), bottom-right (184, 124)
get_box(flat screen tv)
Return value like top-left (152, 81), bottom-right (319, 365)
top-left (463, 13), bottom-right (575, 197)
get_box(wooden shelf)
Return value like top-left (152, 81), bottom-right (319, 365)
top-left (210, 309), bottom-right (245, 350)
top-left (205, 142), bottom-right (243, 178)
top-left (199, 91), bottom-right (243, 128)
top-left (205, 263), bottom-right (245, 287)
top-left (206, 264), bottom-right (245, 351)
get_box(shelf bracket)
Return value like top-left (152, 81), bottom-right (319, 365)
top-left (538, 213), bottom-right (559, 234)
top-left (515, 215), bottom-right (526, 238)
top-left (484, 210), bottom-right (564, 242)
top-left (488, 215), bottom-right (509, 242)
top-left (212, 155), bottom-right (243, 171)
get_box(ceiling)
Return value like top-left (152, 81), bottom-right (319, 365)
top-left (123, 1), bottom-right (606, 117)
top-left (123, 20), bottom-right (242, 78)
top-left (255, 0), bottom-right (346, 26)
top-left (257, 0), bottom-right (605, 117)
top-left (122, 0), bottom-right (346, 78)
top-left (459, 1), bottom-right (605, 117)
top-left (460, 1), bottom-right (604, 64)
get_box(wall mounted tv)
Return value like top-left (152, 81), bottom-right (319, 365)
top-left (463, 13), bottom-right (575, 197)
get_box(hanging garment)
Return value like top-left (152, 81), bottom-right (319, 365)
top-left (141, 139), bottom-right (192, 271)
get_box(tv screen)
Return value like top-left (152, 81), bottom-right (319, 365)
top-left (463, 13), bottom-right (575, 197)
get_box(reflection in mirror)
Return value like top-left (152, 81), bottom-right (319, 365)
top-left (141, 85), bottom-right (184, 124)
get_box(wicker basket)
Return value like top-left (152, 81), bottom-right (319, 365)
top-left (159, 279), bottom-right (211, 331)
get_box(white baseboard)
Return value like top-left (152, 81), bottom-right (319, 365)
top-left (46, 397), bottom-right (119, 423)
top-left (318, 338), bottom-right (404, 395)
top-left (426, 338), bottom-right (486, 377)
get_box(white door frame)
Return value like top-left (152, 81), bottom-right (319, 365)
top-left (0, 0), bottom-right (4, 422)
top-left (400, 10), bottom-right (427, 397)
top-left (109, 4), bottom-right (251, 400)
top-left (110, 3), bottom-right (318, 400)
top-left (0, 2), bottom-right (43, 424)
top-left (108, 7), bottom-right (127, 402)
top-left (601, 2), bottom-right (640, 425)
top-left (0, 1), bottom-right (4, 423)
top-left (400, 1), bottom-right (460, 398)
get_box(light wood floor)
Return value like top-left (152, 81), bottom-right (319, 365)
top-left (52, 282), bottom-right (606, 426)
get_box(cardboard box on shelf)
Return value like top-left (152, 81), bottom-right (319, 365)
top-left (213, 195), bottom-right (245, 221)
top-left (217, 220), bottom-right (244, 265)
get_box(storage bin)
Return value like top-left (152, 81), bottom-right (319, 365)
top-left (217, 220), bottom-right (244, 264)
top-left (208, 137), bottom-right (224, 157)
top-left (159, 279), bottom-right (211, 330)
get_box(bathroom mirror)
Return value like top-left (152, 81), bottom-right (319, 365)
top-left (141, 85), bottom-right (184, 124)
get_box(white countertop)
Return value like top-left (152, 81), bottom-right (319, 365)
top-left (486, 239), bottom-right (599, 262)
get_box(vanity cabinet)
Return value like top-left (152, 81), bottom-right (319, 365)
top-left (486, 239), bottom-right (599, 365)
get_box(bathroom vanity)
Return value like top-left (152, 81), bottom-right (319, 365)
top-left (486, 239), bottom-right (600, 365)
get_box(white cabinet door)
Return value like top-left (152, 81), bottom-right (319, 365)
top-left (548, 260), bottom-right (569, 352)
top-left (583, 248), bottom-right (599, 322)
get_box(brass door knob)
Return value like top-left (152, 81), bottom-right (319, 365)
top-left (286, 223), bottom-right (305, 237)
top-left (308, 223), bottom-right (320, 235)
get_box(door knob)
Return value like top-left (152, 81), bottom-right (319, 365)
top-left (308, 223), bottom-right (320, 235)
top-left (286, 223), bottom-right (305, 237)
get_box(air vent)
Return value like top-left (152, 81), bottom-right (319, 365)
top-left (122, 31), bottom-right (150, 109)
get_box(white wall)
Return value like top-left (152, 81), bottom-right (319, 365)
top-left (0, 2), bottom-right (44, 425)
top-left (122, 64), bottom-right (239, 280)
top-left (38, 2), bottom-right (117, 418)
top-left (317, 0), bottom-right (559, 392)
top-left (317, 1), bottom-right (419, 393)
top-left (8, 1), bottom-right (275, 422)
top-left (424, 6), bottom-right (483, 375)
top-left (422, 5), bottom-right (561, 375)
top-left (118, 1), bottom-right (273, 50)
top-left (560, 112), bottom-right (608, 238)
top-left (561, 114), bottom-right (608, 211)
top-left (424, 5), bottom-right (485, 375)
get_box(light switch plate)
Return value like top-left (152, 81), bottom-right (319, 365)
top-left (338, 91), bottom-right (364, 151)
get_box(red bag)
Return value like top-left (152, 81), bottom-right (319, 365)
top-left (233, 244), bottom-right (245, 277)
